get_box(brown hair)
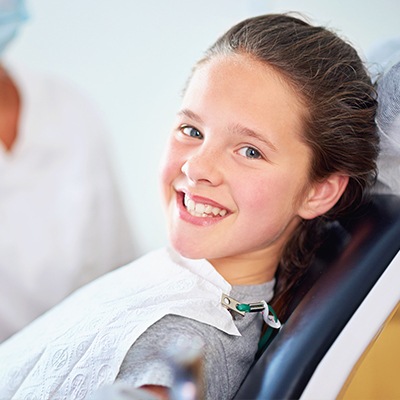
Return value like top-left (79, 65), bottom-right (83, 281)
top-left (198, 14), bottom-right (379, 319)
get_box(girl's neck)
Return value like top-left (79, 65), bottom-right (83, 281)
top-left (208, 251), bottom-right (280, 285)
top-left (208, 217), bottom-right (301, 285)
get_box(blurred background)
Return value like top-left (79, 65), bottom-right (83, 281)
top-left (6, 0), bottom-right (400, 256)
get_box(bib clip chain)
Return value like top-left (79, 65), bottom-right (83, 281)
top-left (221, 293), bottom-right (281, 329)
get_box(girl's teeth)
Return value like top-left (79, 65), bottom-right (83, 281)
top-left (184, 195), bottom-right (189, 207)
top-left (211, 207), bottom-right (220, 216)
top-left (195, 203), bottom-right (205, 213)
top-left (186, 199), bottom-right (195, 211)
top-left (204, 205), bottom-right (213, 213)
top-left (183, 194), bottom-right (227, 217)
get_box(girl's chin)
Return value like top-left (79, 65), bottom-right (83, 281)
top-left (169, 241), bottom-right (204, 260)
top-left (168, 234), bottom-right (220, 260)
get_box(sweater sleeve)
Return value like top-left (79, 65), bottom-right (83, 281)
top-left (116, 312), bottom-right (262, 400)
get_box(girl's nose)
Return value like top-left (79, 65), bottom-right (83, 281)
top-left (181, 149), bottom-right (223, 186)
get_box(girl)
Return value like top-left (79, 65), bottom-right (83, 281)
top-left (0, 13), bottom-right (379, 400)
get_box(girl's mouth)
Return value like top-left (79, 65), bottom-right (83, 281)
top-left (179, 192), bottom-right (229, 218)
top-left (175, 191), bottom-right (231, 227)
top-left (183, 193), bottom-right (228, 217)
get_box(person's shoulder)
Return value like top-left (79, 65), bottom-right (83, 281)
top-left (8, 62), bottom-right (104, 122)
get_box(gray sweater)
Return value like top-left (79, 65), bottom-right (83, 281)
top-left (117, 281), bottom-right (275, 400)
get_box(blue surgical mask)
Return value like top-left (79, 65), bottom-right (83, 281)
top-left (0, 0), bottom-right (28, 56)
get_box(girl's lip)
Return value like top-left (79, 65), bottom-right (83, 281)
top-left (175, 191), bottom-right (231, 227)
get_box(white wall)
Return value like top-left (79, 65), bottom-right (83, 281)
top-left (6, 0), bottom-right (400, 256)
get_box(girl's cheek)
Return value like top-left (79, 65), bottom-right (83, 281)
top-left (232, 176), bottom-right (277, 212)
top-left (159, 140), bottom-right (177, 177)
top-left (159, 146), bottom-right (185, 197)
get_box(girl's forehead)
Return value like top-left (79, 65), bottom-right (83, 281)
top-left (190, 53), bottom-right (303, 104)
top-left (185, 54), bottom-right (308, 131)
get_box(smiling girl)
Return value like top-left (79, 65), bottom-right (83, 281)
top-left (162, 55), bottom-right (321, 285)
top-left (0, 13), bottom-right (379, 400)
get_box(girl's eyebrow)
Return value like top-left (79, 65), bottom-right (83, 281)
top-left (230, 123), bottom-right (278, 153)
top-left (177, 109), bottom-right (204, 124)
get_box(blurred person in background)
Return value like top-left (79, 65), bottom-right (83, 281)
top-left (0, 0), bottom-right (137, 341)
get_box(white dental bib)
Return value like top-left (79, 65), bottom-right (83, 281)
top-left (0, 248), bottom-right (240, 399)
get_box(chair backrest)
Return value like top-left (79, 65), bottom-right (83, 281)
top-left (234, 194), bottom-right (400, 400)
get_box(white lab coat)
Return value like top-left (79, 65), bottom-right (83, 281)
top-left (0, 63), bottom-right (137, 341)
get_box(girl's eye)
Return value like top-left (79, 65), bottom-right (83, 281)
top-left (181, 126), bottom-right (203, 139)
top-left (238, 146), bottom-right (263, 160)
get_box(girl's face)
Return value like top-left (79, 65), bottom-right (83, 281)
top-left (160, 54), bottom-right (314, 283)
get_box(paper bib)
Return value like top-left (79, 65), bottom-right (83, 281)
top-left (0, 247), bottom-right (239, 399)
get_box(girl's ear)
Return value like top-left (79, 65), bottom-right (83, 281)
top-left (299, 174), bottom-right (349, 220)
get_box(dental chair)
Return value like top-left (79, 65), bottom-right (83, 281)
top-left (234, 194), bottom-right (400, 399)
